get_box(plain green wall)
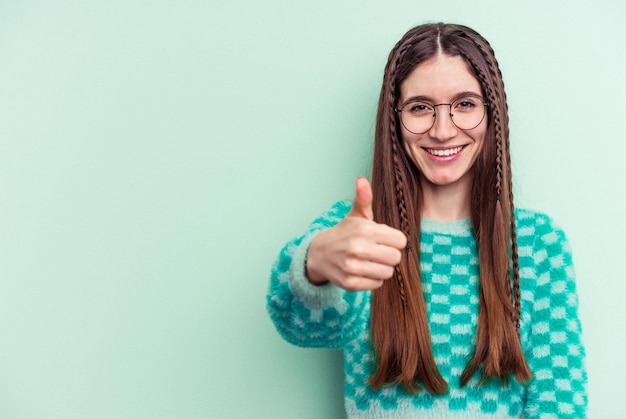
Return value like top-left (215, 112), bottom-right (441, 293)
top-left (1, 1), bottom-right (624, 418)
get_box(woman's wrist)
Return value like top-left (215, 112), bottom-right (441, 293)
top-left (305, 245), bottom-right (329, 286)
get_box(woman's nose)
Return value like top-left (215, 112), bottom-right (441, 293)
top-left (428, 104), bottom-right (458, 141)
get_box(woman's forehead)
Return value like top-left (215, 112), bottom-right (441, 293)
top-left (400, 54), bottom-right (482, 102)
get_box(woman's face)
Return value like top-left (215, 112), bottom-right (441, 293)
top-left (398, 54), bottom-right (487, 196)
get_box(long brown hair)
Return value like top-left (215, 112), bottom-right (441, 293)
top-left (369, 23), bottom-right (532, 394)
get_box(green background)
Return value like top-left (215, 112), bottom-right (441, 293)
top-left (1, 1), bottom-right (624, 418)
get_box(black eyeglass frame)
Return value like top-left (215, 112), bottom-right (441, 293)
top-left (394, 98), bottom-right (490, 134)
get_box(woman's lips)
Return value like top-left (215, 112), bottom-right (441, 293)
top-left (425, 146), bottom-right (464, 157)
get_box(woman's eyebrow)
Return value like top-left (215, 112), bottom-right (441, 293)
top-left (401, 91), bottom-right (484, 104)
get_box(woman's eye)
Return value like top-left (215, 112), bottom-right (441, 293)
top-left (408, 102), bottom-right (432, 113)
top-left (454, 99), bottom-right (478, 110)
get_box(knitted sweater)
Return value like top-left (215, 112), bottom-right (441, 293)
top-left (267, 201), bottom-right (587, 418)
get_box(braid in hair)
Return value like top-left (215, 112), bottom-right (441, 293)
top-left (495, 125), bottom-right (516, 317)
top-left (506, 137), bottom-right (522, 329)
top-left (388, 42), bottom-right (413, 307)
top-left (391, 140), bottom-right (409, 306)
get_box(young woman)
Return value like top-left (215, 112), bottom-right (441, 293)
top-left (267, 23), bottom-right (587, 418)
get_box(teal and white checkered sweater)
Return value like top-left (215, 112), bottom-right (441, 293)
top-left (267, 201), bottom-right (587, 418)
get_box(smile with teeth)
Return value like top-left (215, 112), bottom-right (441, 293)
top-left (426, 146), bottom-right (464, 157)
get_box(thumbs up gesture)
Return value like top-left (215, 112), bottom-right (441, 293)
top-left (306, 177), bottom-right (407, 291)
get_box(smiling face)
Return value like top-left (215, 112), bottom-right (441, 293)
top-left (398, 54), bottom-right (487, 198)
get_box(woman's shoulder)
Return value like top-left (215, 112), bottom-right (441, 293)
top-left (514, 207), bottom-right (572, 257)
top-left (515, 207), bottom-right (557, 226)
top-left (515, 207), bottom-right (567, 237)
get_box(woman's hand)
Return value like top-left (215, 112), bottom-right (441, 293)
top-left (306, 177), bottom-right (407, 291)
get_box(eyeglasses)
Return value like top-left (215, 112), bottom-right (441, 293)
top-left (395, 96), bottom-right (489, 134)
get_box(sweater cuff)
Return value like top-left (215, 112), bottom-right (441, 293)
top-left (288, 231), bottom-right (345, 311)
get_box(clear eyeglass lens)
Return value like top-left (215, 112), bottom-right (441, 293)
top-left (399, 97), bottom-right (486, 134)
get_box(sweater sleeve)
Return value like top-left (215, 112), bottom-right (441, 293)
top-left (266, 200), bottom-right (369, 349)
top-left (523, 214), bottom-right (588, 418)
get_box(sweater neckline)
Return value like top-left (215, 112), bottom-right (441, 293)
top-left (421, 217), bottom-right (472, 235)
